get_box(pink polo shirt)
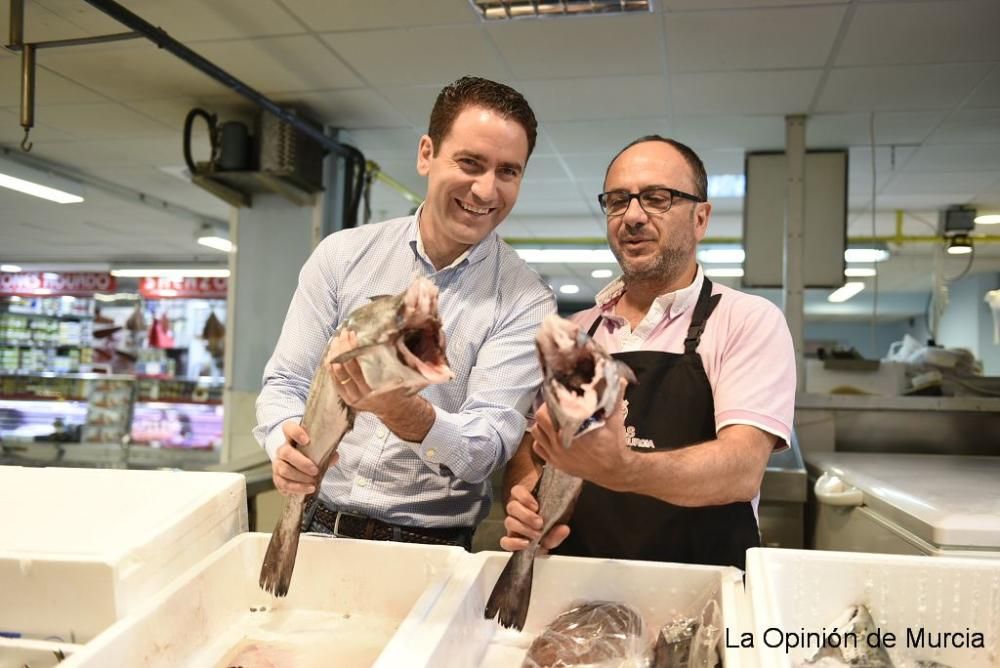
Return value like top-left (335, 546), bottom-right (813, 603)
top-left (572, 265), bottom-right (796, 450)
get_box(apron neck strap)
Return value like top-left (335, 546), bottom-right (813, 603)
top-left (684, 277), bottom-right (720, 354)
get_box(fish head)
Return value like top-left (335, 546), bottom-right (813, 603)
top-left (536, 314), bottom-right (636, 449)
top-left (332, 276), bottom-right (454, 396)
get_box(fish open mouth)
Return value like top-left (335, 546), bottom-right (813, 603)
top-left (396, 322), bottom-right (453, 384)
top-left (546, 352), bottom-right (609, 425)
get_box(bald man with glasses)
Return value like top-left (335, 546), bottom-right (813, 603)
top-left (500, 135), bottom-right (797, 569)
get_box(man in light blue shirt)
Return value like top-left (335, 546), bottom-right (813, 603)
top-left (254, 77), bottom-right (556, 549)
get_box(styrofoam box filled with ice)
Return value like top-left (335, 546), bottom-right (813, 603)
top-left (746, 547), bottom-right (1000, 668)
top-left (0, 466), bottom-right (247, 644)
top-left (60, 533), bottom-right (466, 668)
top-left (375, 550), bottom-right (748, 668)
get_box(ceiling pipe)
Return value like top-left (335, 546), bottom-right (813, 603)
top-left (81, 0), bottom-right (352, 161)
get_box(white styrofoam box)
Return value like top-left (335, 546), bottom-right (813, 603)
top-left (376, 551), bottom-right (747, 668)
top-left (804, 359), bottom-right (910, 396)
top-left (0, 637), bottom-right (80, 668)
top-left (747, 548), bottom-right (1000, 668)
top-left (0, 466), bottom-right (247, 643)
top-left (61, 533), bottom-right (465, 668)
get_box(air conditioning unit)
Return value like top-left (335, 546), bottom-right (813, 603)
top-left (185, 107), bottom-right (326, 208)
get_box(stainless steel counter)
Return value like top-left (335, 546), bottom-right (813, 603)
top-left (758, 433), bottom-right (807, 548)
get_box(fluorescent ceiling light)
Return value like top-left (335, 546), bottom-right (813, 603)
top-left (469, 0), bottom-right (651, 20)
top-left (697, 248), bottom-right (745, 264)
top-left (197, 235), bottom-right (233, 253)
top-left (516, 248), bottom-right (616, 264)
top-left (844, 248), bottom-right (889, 263)
top-left (946, 236), bottom-right (973, 255)
top-left (95, 293), bottom-right (140, 302)
top-left (591, 269), bottom-right (613, 279)
top-left (0, 156), bottom-right (85, 204)
top-left (707, 174), bottom-right (745, 199)
top-left (828, 282), bottom-right (865, 303)
top-left (704, 267), bottom-right (744, 278)
top-left (1, 264), bottom-right (22, 272)
top-left (844, 267), bottom-right (877, 277)
top-left (974, 213), bottom-right (1000, 225)
top-left (558, 284), bottom-right (580, 295)
top-left (111, 268), bottom-right (230, 278)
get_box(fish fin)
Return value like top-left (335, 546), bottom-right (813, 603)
top-left (258, 495), bottom-right (306, 597)
top-left (617, 360), bottom-right (638, 385)
top-left (368, 294), bottom-right (393, 302)
top-left (483, 551), bottom-right (534, 631)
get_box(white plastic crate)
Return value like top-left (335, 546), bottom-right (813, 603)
top-left (747, 547), bottom-right (1000, 668)
top-left (376, 550), bottom-right (747, 667)
top-left (61, 533), bottom-right (465, 668)
top-left (0, 466), bottom-right (247, 643)
top-left (0, 637), bottom-right (80, 668)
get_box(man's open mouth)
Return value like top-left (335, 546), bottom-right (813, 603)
top-left (457, 199), bottom-right (493, 215)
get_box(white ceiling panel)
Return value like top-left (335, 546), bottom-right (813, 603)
top-left (816, 63), bottom-right (994, 113)
top-left (881, 171), bottom-right (1000, 200)
top-left (0, 1), bottom-right (91, 42)
top-left (0, 60), bottom-right (106, 107)
top-left (806, 111), bottom-right (946, 148)
top-left (195, 36), bottom-right (363, 93)
top-left (270, 88), bottom-right (409, 129)
top-left (849, 146), bottom-right (919, 175)
top-left (697, 149), bottom-right (746, 175)
top-left (321, 27), bottom-right (508, 87)
top-left (488, 14), bottom-right (663, 80)
top-left (962, 66), bottom-right (1000, 109)
top-left (671, 70), bottom-right (821, 116)
top-left (836, 0), bottom-right (1000, 67)
top-left (376, 85), bottom-right (445, 129)
top-left (34, 0), bottom-right (303, 41)
top-left (672, 115), bottom-right (786, 150)
top-left (85, 165), bottom-right (227, 216)
top-left (517, 179), bottom-right (582, 202)
top-left (518, 76), bottom-right (669, 121)
top-left (664, 0), bottom-right (843, 8)
top-left (0, 109), bottom-right (76, 143)
top-left (36, 43), bottom-right (236, 101)
top-left (19, 102), bottom-right (174, 139)
top-left (564, 153), bottom-right (617, 183)
top-left (925, 109), bottom-right (1000, 146)
top-left (904, 144), bottom-right (1000, 173)
top-left (30, 136), bottom-right (183, 168)
top-left (123, 97), bottom-right (253, 131)
top-left (279, 0), bottom-right (477, 32)
top-left (664, 5), bottom-right (846, 73)
top-left (341, 128), bottom-right (422, 163)
top-left (543, 119), bottom-right (672, 156)
top-left (520, 155), bottom-right (571, 181)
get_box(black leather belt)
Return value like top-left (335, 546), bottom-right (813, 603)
top-left (305, 502), bottom-right (473, 550)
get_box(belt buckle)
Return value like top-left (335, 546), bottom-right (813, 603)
top-left (332, 510), bottom-right (362, 538)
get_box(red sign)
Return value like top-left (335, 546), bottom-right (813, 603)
top-left (0, 272), bottom-right (116, 296)
top-left (139, 277), bottom-right (228, 299)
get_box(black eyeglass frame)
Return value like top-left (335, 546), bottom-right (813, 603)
top-left (597, 187), bottom-right (706, 216)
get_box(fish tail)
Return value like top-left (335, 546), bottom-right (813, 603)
top-left (483, 550), bottom-right (535, 631)
top-left (258, 494), bottom-right (306, 597)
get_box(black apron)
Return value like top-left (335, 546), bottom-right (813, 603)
top-left (553, 278), bottom-right (760, 569)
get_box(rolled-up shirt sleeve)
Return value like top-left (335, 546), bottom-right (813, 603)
top-left (253, 240), bottom-right (340, 460)
top-left (410, 286), bottom-right (556, 484)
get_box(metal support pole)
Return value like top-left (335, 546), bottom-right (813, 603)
top-left (20, 43), bottom-right (35, 151)
top-left (9, 0), bottom-right (24, 47)
top-left (81, 0), bottom-right (350, 160)
top-left (784, 115), bottom-right (807, 393)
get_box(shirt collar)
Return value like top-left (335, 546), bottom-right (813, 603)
top-left (408, 204), bottom-right (496, 271)
top-left (595, 264), bottom-right (706, 322)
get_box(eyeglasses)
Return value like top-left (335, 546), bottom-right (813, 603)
top-left (597, 187), bottom-right (705, 217)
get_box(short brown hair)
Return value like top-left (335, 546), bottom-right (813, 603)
top-left (427, 76), bottom-right (538, 159)
top-left (605, 135), bottom-right (708, 201)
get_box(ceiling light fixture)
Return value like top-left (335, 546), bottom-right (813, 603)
top-left (591, 269), bottom-right (613, 279)
top-left (196, 223), bottom-right (233, 253)
top-left (469, 0), bottom-right (651, 20)
top-left (516, 248), bottom-right (616, 264)
top-left (559, 284), bottom-right (581, 295)
top-left (844, 267), bottom-right (877, 277)
top-left (828, 282), bottom-right (865, 303)
top-left (974, 213), bottom-right (1000, 225)
top-left (704, 267), bottom-right (744, 278)
top-left (946, 235), bottom-right (973, 256)
top-left (1, 264), bottom-right (22, 272)
top-left (111, 268), bottom-right (230, 278)
top-left (843, 248), bottom-right (889, 263)
top-left (0, 155), bottom-right (85, 204)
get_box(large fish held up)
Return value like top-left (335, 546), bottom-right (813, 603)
top-left (484, 314), bottom-right (636, 630)
top-left (258, 276), bottom-right (453, 597)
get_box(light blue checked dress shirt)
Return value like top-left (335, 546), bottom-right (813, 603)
top-left (253, 211), bottom-right (556, 528)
